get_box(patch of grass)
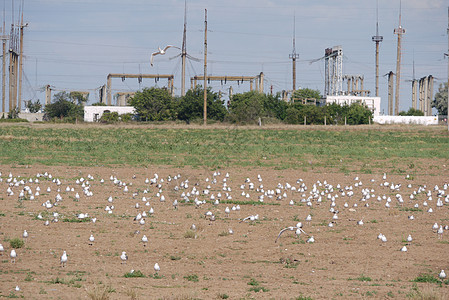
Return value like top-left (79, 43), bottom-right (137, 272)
top-left (218, 231), bottom-right (229, 237)
top-left (295, 296), bottom-right (313, 300)
top-left (348, 274), bottom-right (372, 282)
top-left (217, 293), bottom-right (229, 299)
top-left (9, 238), bottom-right (24, 249)
top-left (86, 285), bottom-right (115, 300)
top-left (412, 273), bottom-right (440, 284)
top-left (184, 230), bottom-right (197, 239)
top-left (62, 216), bottom-right (90, 223)
top-left (184, 274), bottom-right (199, 282)
top-left (124, 270), bottom-right (146, 278)
top-left (399, 207), bottom-right (422, 212)
top-left (170, 255), bottom-right (181, 261)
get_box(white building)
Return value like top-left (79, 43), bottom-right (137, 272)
top-left (326, 95), bottom-right (381, 117)
top-left (84, 106), bottom-right (136, 122)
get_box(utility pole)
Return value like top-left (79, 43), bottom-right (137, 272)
top-left (372, 0), bottom-right (383, 97)
top-left (289, 14), bottom-right (299, 92)
top-left (181, 0), bottom-right (187, 96)
top-left (203, 9), bottom-right (207, 126)
top-left (447, 6), bottom-right (448, 130)
top-left (394, 0), bottom-right (405, 115)
top-left (18, 4), bottom-right (27, 111)
top-left (388, 71), bottom-right (394, 115)
top-left (1, 2), bottom-right (8, 114)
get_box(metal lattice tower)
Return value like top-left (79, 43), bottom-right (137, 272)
top-left (372, 0), bottom-right (383, 97)
top-left (324, 45), bottom-right (343, 96)
top-left (289, 15), bottom-right (299, 91)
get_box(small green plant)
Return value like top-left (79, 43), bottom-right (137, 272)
top-left (217, 293), bottom-right (229, 299)
top-left (124, 270), bottom-right (146, 278)
top-left (218, 231), bottom-right (229, 237)
top-left (9, 238), bottom-right (24, 249)
top-left (24, 272), bottom-right (34, 282)
top-left (184, 274), bottom-right (199, 282)
top-left (170, 255), bottom-right (181, 261)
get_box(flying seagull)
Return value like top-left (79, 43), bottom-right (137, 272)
top-left (150, 45), bottom-right (180, 66)
top-left (275, 226), bottom-right (309, 243)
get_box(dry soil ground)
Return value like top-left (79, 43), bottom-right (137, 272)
top-left (1, 164), bottom-right (449, 299)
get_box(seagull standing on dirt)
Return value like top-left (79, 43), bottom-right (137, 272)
top-left (89, 234), bottom-right (95, 246)
top-left (60, 251), bottom-right (67, 267)
top-left (10, 249), bottom-right (16, 263)
top-left (439, 270), bottom-right (446, 279)
top-left (154, 263), bottom-right (160, 274)
top-left (121, 251), bottom-right (128, 264)
top-left (150, 45), bottom-right (180, 66)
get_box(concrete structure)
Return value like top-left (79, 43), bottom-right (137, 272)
top-left (106, 74), bottom-right (174, 105)
top-left (115, 92), bottom-right (135, 106)
top-left (18, 112), bottom-right (44, 122)
top-left (326, 95), bottom-right (381, 117)
top-left (373, 115), bottom-right (438, 125)
top-left (84, 106), bottom-right (135, 122)
top-left (190, 73), bottom-right (264, 93)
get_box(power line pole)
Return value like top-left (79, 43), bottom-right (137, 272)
top-left (203, 9), bottom-right (207, 126)
top-left (447, 6), bottom-right (448, 130)
top-left (372, 0), bottom-right (383, 97)
top-left (181, 0), bottom-right (187, 96)
top-left (289, 14), bottom-right (299, 92)
top-left (394, 0), bottom-right (405, 115)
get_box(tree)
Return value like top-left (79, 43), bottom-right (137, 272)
top-left (177, 86), bottom-right (227, 123)
top-left (433, 82), bottom-right (448, 115)
top-left (346, 103), bottom-right (373, 125)
top-left (70, 92), bottom-right (88, 105)
top-left (399, 108), bottom-right (424, 116)
top-left (292, 88), bottom-right (321, 102)
top-left (128, 87), bottom-right (176, 121)
top-left (24, 100), bottom-right (42, 113)
top-left (227, 91), bottom-right (265, 124)
top-left (44, 91), bottom-right (84, 121)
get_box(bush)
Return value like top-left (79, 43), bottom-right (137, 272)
top-left (10, 238), bottom-right (25, 249)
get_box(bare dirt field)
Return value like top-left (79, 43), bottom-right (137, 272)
top-left (1, 164), bottom-right (449, 299)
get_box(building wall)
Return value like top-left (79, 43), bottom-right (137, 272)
top-left (373, 116), bottom-right (438, 126)
top-left (326, 96), bottom-right (381, 117)
top-left (84, 106), bottom-right (135, 122)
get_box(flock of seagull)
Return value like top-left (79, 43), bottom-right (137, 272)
top-left (1, 168), bottom-right (449, 294)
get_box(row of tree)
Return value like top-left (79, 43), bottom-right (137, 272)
top-left (36, 82), bottom-right (449, 124)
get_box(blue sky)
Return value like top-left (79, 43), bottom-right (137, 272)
top-left (12, 0), bottom-right (449, 114)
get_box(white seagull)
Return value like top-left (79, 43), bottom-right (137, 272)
top-left (10, 249), bottom-right (17, 263)
top-left (60, 251), bottom-right (68, 267)
top-left (121, 251), bottom-right (128, 264)
top-left (150, 45), bottom-right (180, 66)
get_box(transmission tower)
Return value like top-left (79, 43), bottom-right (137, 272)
top-left (324, 46), bottom-right (343, 96)
top-left (289, 15), bottom-right (299, 92)
top-left (393, 0), bottom-right (405, 115)
top-left (372, 0), bottom-right (383, 97)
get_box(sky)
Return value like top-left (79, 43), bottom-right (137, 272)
top-left (7, 0), bottom-right (449, 114)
